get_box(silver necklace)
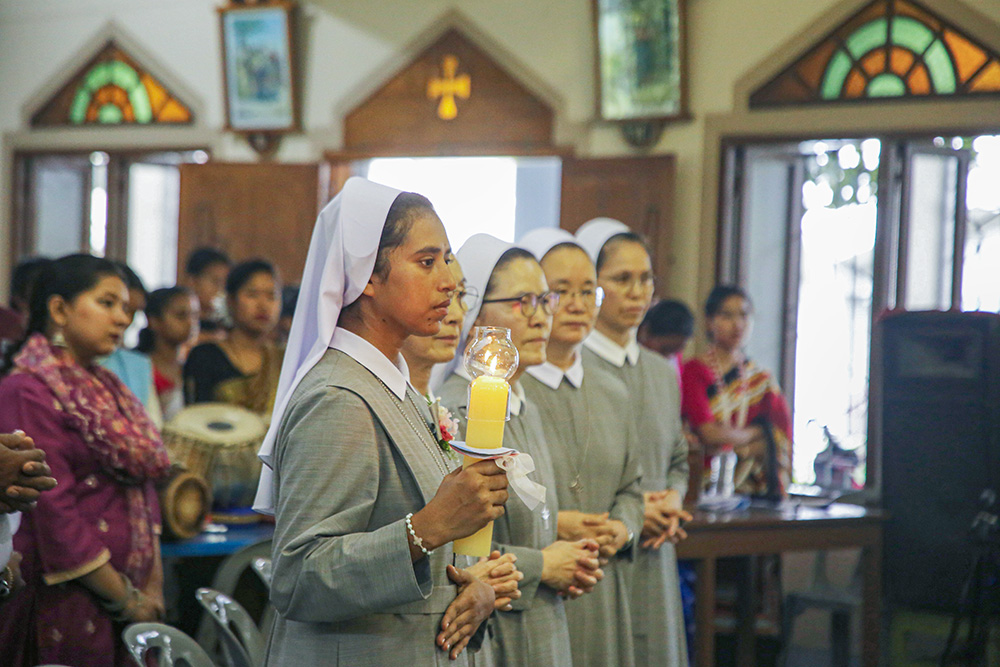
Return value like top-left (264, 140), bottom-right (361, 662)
top-left (563, 363), bottom-right (594, 495)
top-left (378, 381), bottom-right (453, 477)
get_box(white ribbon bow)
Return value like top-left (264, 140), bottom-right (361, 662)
top-left (495, 453), bottom-right (547, 510)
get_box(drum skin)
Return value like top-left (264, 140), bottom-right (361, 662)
top-left (162, 403), bottom-right (267, 518)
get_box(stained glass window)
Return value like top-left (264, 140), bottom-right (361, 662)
top-left (750, 0), bottom-right (1000, 107)
top-left (32, 42), bottom-right (193, 126)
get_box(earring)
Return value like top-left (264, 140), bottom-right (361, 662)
top-left (51, 330), bottom-right (67, 348)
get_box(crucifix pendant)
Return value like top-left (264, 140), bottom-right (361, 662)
top-left (569, 477), bottom-right (583, 493)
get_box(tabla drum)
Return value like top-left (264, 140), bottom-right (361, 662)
top-left (158, 467), bottom-right (211, 540)
top-left (162, 403), bottom-right (267, 523)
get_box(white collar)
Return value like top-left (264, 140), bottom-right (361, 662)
top-left (526, 353), bottom-right (584, 390)
top-left (455, 367), bottom-right (527, 416)
top-left (583, 328), bottom-right (641, 367)
top-left (330, 327), bottom-right (410, 400)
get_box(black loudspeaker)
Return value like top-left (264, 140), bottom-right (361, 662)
top-left (880, 310), bottom-right (1000, 611)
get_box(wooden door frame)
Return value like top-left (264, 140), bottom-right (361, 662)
top-left (325, 145), bottom-right (576, 162)
top-left (1, 128), bottom-right (219, 297)
top-left (702, 103), bottom-right (1000, 496)
top-left (10, 146), bottom-right (210, 267)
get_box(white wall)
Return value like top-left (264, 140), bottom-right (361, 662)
top-left (4, 0), bottom-right (1000, 303)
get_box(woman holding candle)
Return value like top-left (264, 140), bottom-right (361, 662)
top-left (518, 228), bottom-right (645, 667)
top-left (576, 218), bottom-right (691, 666)
top-left (437, 233), bottom-right (603, 667)
top-left (253, 179), bottom-right (508, 666)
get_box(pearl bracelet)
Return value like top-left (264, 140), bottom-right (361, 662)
top-left (404, 512), bottom-right (431, 557)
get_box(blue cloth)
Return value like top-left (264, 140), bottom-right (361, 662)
top-left (100, 348), bottom-right (154, 411)
top-left (679, 560), bottom-right (697, 666)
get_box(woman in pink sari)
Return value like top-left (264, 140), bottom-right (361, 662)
top-left (0, 254), bottom-right (171, 666)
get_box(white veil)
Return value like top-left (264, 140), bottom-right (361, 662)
top-left (253, 177), bottom-right (404, 514)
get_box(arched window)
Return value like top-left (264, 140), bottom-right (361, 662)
top-left (32, 42), bottom-right (192, 126)
top-left (751, 0), bottom-right (1000, 107)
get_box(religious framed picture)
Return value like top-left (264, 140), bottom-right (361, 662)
top-left (593, 0), bottom-right (687, 121)
top-left (218, 2), bottom-right (299, 133)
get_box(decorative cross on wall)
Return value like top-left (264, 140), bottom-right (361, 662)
top-left (427, 55), bottom-right (470, 120)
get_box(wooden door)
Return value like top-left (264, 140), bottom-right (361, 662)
top-left (177, 163), bottom-right (329, 286)
top-left (560, 156), bottom-right (676, 294)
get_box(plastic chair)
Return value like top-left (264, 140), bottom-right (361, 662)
top-left (780, 551), bottom-right (862, 667)
top-left (122, 622), bottom-right (215, 667)
top-left (249, 557), bottom-right (275, 637)
top-left (196, 588), bottom-right (265, 667)
top-left (250, 557), bottom-right (271, 588)
top-left (195, 539), bottom-right (271, 659)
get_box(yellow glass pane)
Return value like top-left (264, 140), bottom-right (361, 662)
top-left (845, 69), bottom-right (867, 97)
top-left (142, 73), bottom-right (168, 114)
top-left (943, 29), bottom-right (988, 84)
top-left (889, 47), bottom-right (915, 76)
top-left (861, 50), bottom-right (887, 77)
top-left (157, 99), bottom-right (192, 123)
top-left (908, 64), bottom-right (931, 94)
top-left (969, 60), bottom-right (1000, 92)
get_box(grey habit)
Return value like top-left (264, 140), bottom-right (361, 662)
top-left (264, 348), bottom-right (479, 666)
top-left (438, 373), bottom-right (573, 667)
top-left (581, 344), bottom-right (689, 666)
top-left (522, 358), bottom-right (645, 667)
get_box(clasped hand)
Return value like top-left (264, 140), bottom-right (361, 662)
top-left (542, 539), bottom-right (603, 599)
top-left (0, 432), bottom-right (58, 514)
top-left (466, 550), bottom-right (522, 611)
top-left (640, 490), bottom-right (693, 549)
top-left (437, 564), bottom-right (494, 661)
top-left (557, 510), bottom-right (629, 561)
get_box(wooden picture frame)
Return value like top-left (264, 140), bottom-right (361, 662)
top-left (218, 2), bottom-right (298, 133)
top-left (593, 0), bottom-right (687, 122)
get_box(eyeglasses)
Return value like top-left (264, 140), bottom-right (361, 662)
top-left (482, 291), bottom-right (560, 318)
top-left (602, 272), bottom-right (655, 292)
top-left (448, 287), bottom-right (479, 313)
top-left (553, 286), bottom-right (604, 309)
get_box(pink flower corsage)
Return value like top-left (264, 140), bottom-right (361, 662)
top-left (435, 403), bottom-right (461, 454)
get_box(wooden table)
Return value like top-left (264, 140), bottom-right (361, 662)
top-left (676, 502), bottom-right (886, 667)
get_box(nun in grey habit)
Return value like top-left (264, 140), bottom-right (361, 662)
top-left (436, 233), bottom-right (602, 667)
top-left (518, 228), bottom-right (646, 667)
top-left (253, 179), bottom-right (507, 666)
top-left (577, 218), bottom-right (691, 666)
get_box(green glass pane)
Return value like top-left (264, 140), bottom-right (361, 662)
top-left (97, 104), bottom-right (123, 124)
top-left (69, 87), bottom-right (90, 124)
top-left (109, 61), bottom-right (140, 91)
top-left (821, 49), bottom-right (854, 99)
top-left (130, 85), bottom-right (153, 123)
top-left (84, 62), bottom-right (111, 91)
top-left (924, 39), bottom-right (957, 93)
top-left (867, 73), bottom-right (907, 97)
top-left (890, 16), bottom-right (934, 54)
top-left (846, 18), bottom-right (888, 59)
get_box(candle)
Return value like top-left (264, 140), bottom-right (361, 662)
top-left (453, 326), bottom-right (518, 557)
